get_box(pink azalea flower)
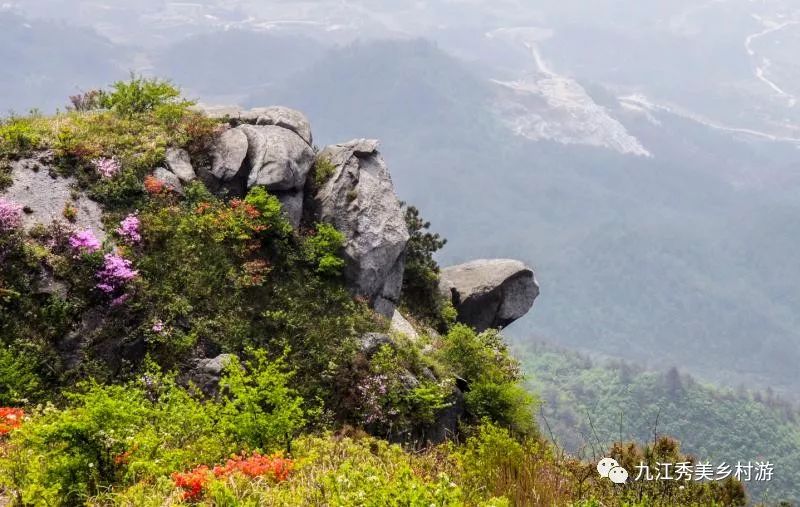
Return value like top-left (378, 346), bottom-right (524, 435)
top-left (69, 230), bottom-right (101, 253)
top-left (116, 214), bottom-right (141, 244)
top-left (96, 253), bottom-right (138, 295)
top-left (92, 157), bottom-right (121, 178)
top-left (0, 198), bottom-right (23, 233)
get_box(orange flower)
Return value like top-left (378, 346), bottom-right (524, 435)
top-left (172, 465), bottom-right (212, 501)
top-left (0, 407), bottom-right (24, 435)
top-left (172, 453), bottom-right (294, 500)
top-left (143, 175), bottom-right (166, 195)
top-left (213, 452), bottom-right (294, 481)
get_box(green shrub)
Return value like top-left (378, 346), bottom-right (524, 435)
top-left (0, 373), bottom-right (234, 505)
top-left (99, 76), bottom-right (192, 117)
top-left (312, 156), bottom-right (337, 188)
top-left (436, 325), bottom-right (537, 435)
top-left (464, 380), bottom-right (536, 434)
top-left (0, 345), bottom-right (43, 405)
top-left (355, 344), bottom-right (452, 436)
top-left (219, 350), bottom-right (306, 451)
top-left (399, 205), bottom-right (451, 329)
top-left (0, 163), bottom-right (12, 190)
top-left (304, 222), bottom-right (346, 276)
top-left (0, 117), bottom-right (45, 157)
top-left (243, 185), bottom-right (293, 238)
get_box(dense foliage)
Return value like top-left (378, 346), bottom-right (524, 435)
top-left (400, 204), bottom-right (455, 330)
top-left (519, 342), bottom-right (799, 504)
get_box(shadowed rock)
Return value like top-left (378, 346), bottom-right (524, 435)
top-left (439, 259), bottom-right (538, 332)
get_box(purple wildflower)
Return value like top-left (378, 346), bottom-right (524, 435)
top-left (96, 253), bottom-right (138, 295)
top-left (116, 214), bottom-right (141, 244)
top-left (69, 230), bottom-right (101, 254)
top-left (0, 198), bottom-right (23, 233)
top-left (92, 157), bottom-right (121, 178)
top-left (151, 320), bottom-right (165, 333)
top-left (358, 374), bottom-right (390, 425)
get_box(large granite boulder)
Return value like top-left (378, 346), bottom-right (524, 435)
top-left (202, 106), bottom-right (315, 226)
top-left (315, 139), bottom-right (410, 316)
top-left (240, 124), bottom-right (315, 227)
top-left (439, 259), bottom-right (539, 332)
top-left (249, 106), bottom-right (313, 146)
top-left (390, 310), bottom-right (419, 340)
top-left (210, 127), bottom-right (249, 183)
top-left (240, 125), bottom-right (315, 192)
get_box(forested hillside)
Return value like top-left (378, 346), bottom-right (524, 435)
top-left (519, 342), bottom-right (800, 504)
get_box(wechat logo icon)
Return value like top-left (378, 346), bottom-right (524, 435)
top-left (598, 457), bottom-right (629, 484)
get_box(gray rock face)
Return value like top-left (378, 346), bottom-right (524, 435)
top-left (276, 190), bottom-right (304, 228)
top-left (316, 139), bottom-right (410, 316)
top-left (240, 125), bottom-right (315, 192)
top-left (2, 153), bottom-right (105, 239)
top-left (165, 147), bottom-right (196, 183)
top-left (196, 353), bottom-right (237, 376)
top-left (439, 259), bottom-right (539, 332)
top-left (250, 106), bottom-right (313, 146)
top-left (198, 105), bottom-right (313, 146)
top-left (198, 106), bottom-right (315, 226)
top-left (423, 387), bottom-right (466, 444)
top-left (186, 354), bottom-right (238, 396)
top-left (390, 310), bottom-right (419, 340)
top-left (210, 127), bottom-right (249, 183)
top-left (152, 167), bottom-right (184, 195)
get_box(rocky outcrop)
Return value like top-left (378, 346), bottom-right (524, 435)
top-left (209, 127), bottom-right (249, 184)
top-left (315, 139), bottom-right (410, 316)
top-left (439, 259), bottom-right (538, 332)
top-left (240, 125), bottom-right (314, 191)
top-left (359, 332), bottom-right (394, 357)
top-left (199, 105), bottom-right (313, 145)
top-left (2, 152), bottom-right (105, 239)
top-left (390, 310), bottom-right (419, 340)
top-left (200, 106), bottom-right (315, 227)
top-left (165, 147), bottom-right (196, 183)
top-left (358, 332), bottom-right (465, 444)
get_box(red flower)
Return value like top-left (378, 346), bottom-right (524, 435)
top-left (0, 407), bottom-right (24, 435)
top-left (212, 452), bottom-right (294, 481)
top-left (172, 465), bottom-right (212, 501)
top-left (172, 453), bottom-right (294, 500)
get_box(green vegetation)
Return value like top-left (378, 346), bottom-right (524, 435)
top-left (518, 342), bottom-right (800, 504)
top-left (0, 78), bottom-right (751, 506)
top-left (311, 155), bottom-right (337, 189)
top-left (400, 204), bottom-right (455, 330)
